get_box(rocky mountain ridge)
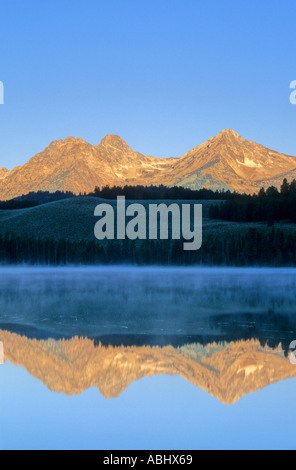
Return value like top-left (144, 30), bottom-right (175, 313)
top-left (1, 130), bottom-right (295, 199)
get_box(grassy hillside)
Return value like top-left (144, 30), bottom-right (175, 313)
top-left (0, 197), bottom-right (222, 241)
top-left (0, 197), bottom-right (101, 242)
top-left (0, 196), bottom-right (295, 241)
top-left (0, 197), bottom-right (296, 266)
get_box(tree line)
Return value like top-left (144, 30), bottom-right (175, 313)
top-left (93, 184), bottom-right (236, 200)
top-left (0, 190), bottom-right (75, 210)
top-left (210, 179), bottom-right (296, 225)
top-left (0, 185), bottom-right (237, 210)
top-left (1, 227), bottom-right (296, 266)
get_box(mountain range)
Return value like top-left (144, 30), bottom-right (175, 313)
top-left (1, 129), bottom-right (296, 200)
top-left (1, 330), bottom-right (295, 404)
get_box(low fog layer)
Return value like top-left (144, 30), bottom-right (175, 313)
top-left (0, 267), bottom-right (295, 342)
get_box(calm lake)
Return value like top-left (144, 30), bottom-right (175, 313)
top-left (0, 267), bottom-right (296, 450)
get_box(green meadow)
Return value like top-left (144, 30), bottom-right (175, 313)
top-left (0, 197), bottom-right (296, 265)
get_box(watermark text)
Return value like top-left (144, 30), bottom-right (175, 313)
top-left (0, 341), bottom-right (3, 365)
top-left (0, 81), bottom-right (3, 104)
top-left (94, 197), bottom-right (202, 251)
top-left (290, 81), bottom-right (296, 105)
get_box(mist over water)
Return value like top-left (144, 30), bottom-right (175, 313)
top-left (1, 267), bottom-right (296, 450)
top-left (0, 267), bottom-right (295, 346)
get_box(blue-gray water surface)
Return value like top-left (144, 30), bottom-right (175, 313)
top-left (0, 267), bottom-right (296, 450)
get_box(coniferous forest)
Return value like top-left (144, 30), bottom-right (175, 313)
top-left (210, 179), bottom-right (296, 225)
top-left (0, 185), bottom-right (234, 210)
top-left (0, 180), bottom-right (296, 266)
top-left (1, 227), bottom-right (296, 266)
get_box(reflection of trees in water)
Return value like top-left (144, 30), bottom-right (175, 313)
top-left (0, 269), bottom-right (296, 354)
top-left (0, 321), bottom-right (293, 358)
top-left (209, 313), bottom-right (296, 356)
top-left (1, 329), bottom-right (296, 404)
top-left (195, 280), bottom-right (296, 314)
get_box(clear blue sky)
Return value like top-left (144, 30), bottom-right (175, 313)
top-left (1, 364), bottom-right (296, 450)
top-left (0, 0), bottom-right (296, 169)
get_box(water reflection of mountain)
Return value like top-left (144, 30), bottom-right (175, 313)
top-left (1, 329), bottom-right (296, 405)
top-left (1, 310), bottom-right (296, 356)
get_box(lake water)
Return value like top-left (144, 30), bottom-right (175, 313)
top-left (0, 267), bottom-right (296, 449)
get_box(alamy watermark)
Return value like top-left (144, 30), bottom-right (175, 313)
top-left (0, 341), bottom-right (3, 365)
top-left (0, 81), bottom-right (3, 104)
top-left (289, 341), bottom-right (296, 364)
top-left (290, 80), bottom-right (296, 105)
top-left (94, 197), bottom-right (202, 251)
